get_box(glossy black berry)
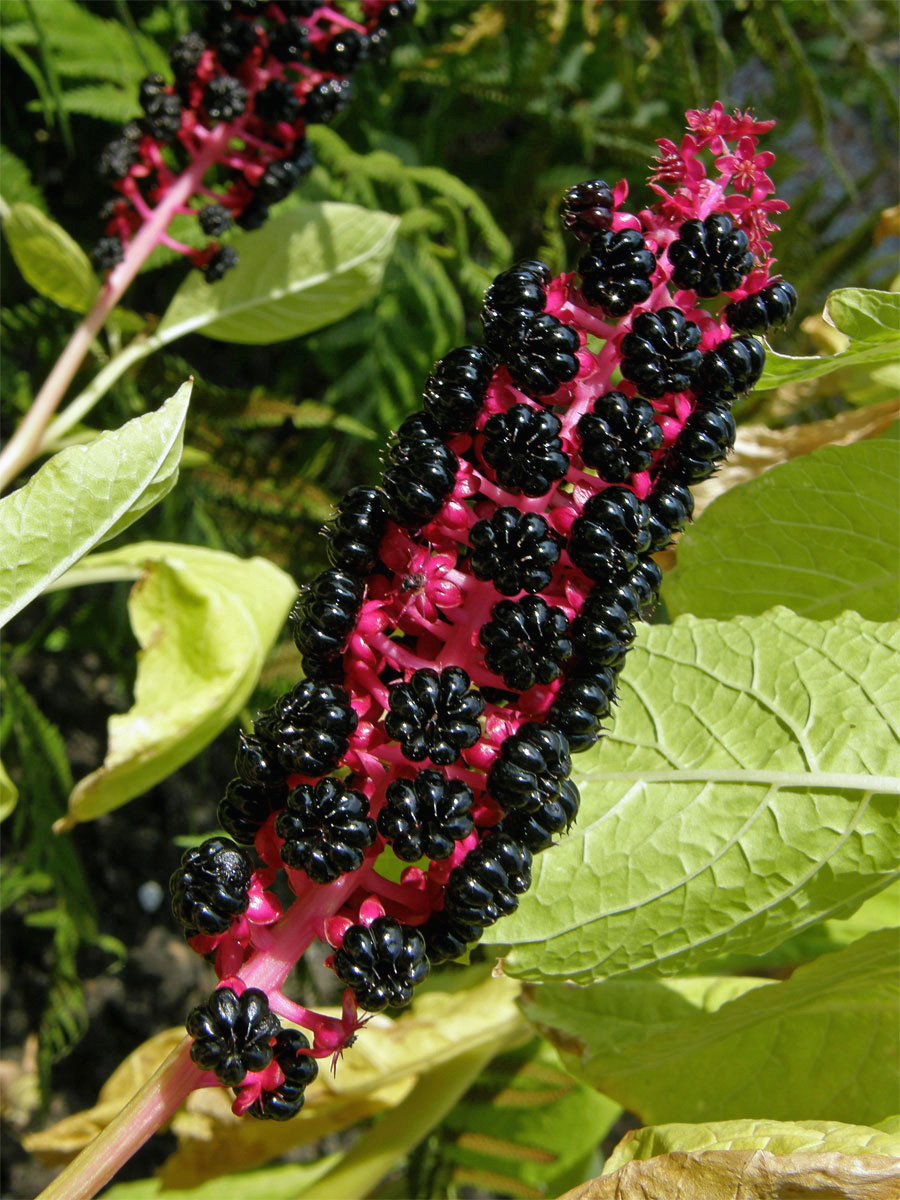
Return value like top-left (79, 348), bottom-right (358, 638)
top-left (255, 681), bottom-right (358, 778)
top-left (97, 134), bottom-right (139, 183)
top-left (203, 76), bottom-right (248, 123)
top-left (385, 667), bottom-right (484, 765)
top-left (502, 777), bottom-right (580, 851)
top-left (670, 406), bottom-right (736, 484)
top-left (443, 830), bottom-right (532, 931)
top-left (422, 345), bottom-right (495, 434)
top-left (561, 179), bottom-right (613, 243)
top-left (254, 79), bottom-right (301, 125)
top-left (488, 722), bottom-right (572, 813)
top-left (236, 197), bottom-right (269, 231)
top-left (198, 204), bottom-right (233, 236)
top-left (578, 229), bottom-right (656, 317)
top-left (245, 1028), bottom-right (318, 1121)
top-left (469, 507), bottom-right (561, 596)
top-left (725, 280), bottom-right (797, 334)
top-left (276, 777), bottom-right (376, 882)
top-left (568, 487), bottom-right (651, 581)
top-left (91, 236), bottom-right (124, 272)
top-left (421, 910), bottom-right (483, 965)
top-left (480, 596), bottom-right (573, 692)
top-left (577, 390), bottom-right (664, 482)
top-left (589, 557), bottom-right (662, 622)
top-left (170, 836), bottom-right (252, 938)
top-left (382, 414), bottom-right (458, 527)
top-left (290, 568), bottom-right (364, 672)
top-left (668, 214), bottom-right (754, 297)
top-left (326, 486), bottom-right (387, 574)
top-left (620, 307), bottom-right (703, 398)
top-left (170, 31), bottom-right (206, 85)
top-left (506, 311), bottom-right (581, 399)
top-left (256, 150), bottom-right (313, 205)
top-left (139, 75), bottom-right (182, 141)
top-left (378, 769), bottom-right (474, 861)
top-left (310, 28), bottom-right (369, 72)
top-left (644, 477), bottom-right (695, 551)
top-left (482, 260), bottom-right (550, 354)
top-left (210, 16), bottom-right (259, 70)
top-left (572, 594), bottom-right (635, 672)
top-left (218, 776), bottom-right (288, 845)
top-left (267, 17), bottom-right (310, 63)
top-left (481, 404), bottom-right (569, 497)
top-left (548, 673), bottom-right (618, 753)
top-left (204, 246), bottom-right (239, 283)
top-left (303, 77), bottom-right (353, 124)
top-left (333, 917), bottom-right (429, 1011)
top-left (234, 732), bottom-right (284, 789)
top-left (187, 986), bottom-right (280, 1086)
top-left (693, 336), bottom-right (765, 403)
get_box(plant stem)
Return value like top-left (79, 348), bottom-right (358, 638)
top-left (0, 124), bottom-right (231, 494)
top-left (36, 1039), bottom-right (203, 1200)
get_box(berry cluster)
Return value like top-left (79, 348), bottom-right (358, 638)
top-left (171, 104), bottom-right (795, 1119)
top-left (92, 0), bottom-right (416, 280)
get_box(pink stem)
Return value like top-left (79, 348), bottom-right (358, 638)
top-left (0, 122), bottom-right (232, 494)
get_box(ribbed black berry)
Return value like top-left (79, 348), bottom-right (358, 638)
top-left (218, 776), bottom-right (288, 845)
top-left (443, 830), bottom-right (532, 931)
top-left (501, 777), bottom-right (580, 851)
top-left (333, 917), bottom-right (429, 1011)
top-left (187, 986), bottom-right (280, 1086)
top-left (382, 414), bottom-right (458, 527)
top-left (548, 673), bottom-right (618, 753)
top-left (139, 75), bottom-right (182, 140)
top-left (303, 77), bottom-right (353, 124)
top-left (578, 229), bottom-right (656, 317)
top-left (488, 722), bottom-right (572, 813)
top-left (588, 557), bottom-right (662, 622)
top-left (325, 486), bottom-right (387, 574)
top-left (198, 204), bottom-right (233, 236)
top-left (481, 404), bottom-right (569, 497)
top-left (572, 594), bottom-right (635, 673)
top-left (290, 568), bottom-right (364, 673)
top-left (267, 17), bottom-right (310, 63)
top-left (693, 336), bottom-right (765, 403)
top-left (210, 16), bottom-right (259, 70)
top-left (255, 145), bottom-right (314, 204)
top-left (725, 280), bottom-right (797, 334)
top-left (255, 681), bottom-right (358, 778)
top-left (480, 596), bottom-right (573, 692)
top-left (421, 910), bottom-right (482, 965)
top-left (481, 260), bottom-right (550, 354)
top-left (245, 1028), bottom-right (318, 1121)
top-left (669, 406), bottom-right (736, 484)
top-left (170, 836), bottom-right (252, 938)
top-left (234, 733), bottom-right (285, 789)
top-left (253, 79), bottom-right (301, 124)
top-left (577, 390), bottom-right (664, 482)
top-left (170, 31), bottom-right (206, 85)
top-left (469, 507), bottom-right (561, 596)
top-left (668, 214), bottom-right (754, 297)
top-left (620, 307), bottom-right (703, 398)
top-left (203, 76), bottom-right (248, 122)
top-left (644, 477), bottom-right (695, 551)
top-left (97, 134), bottom-right (139, 182)
top-left (204, 246), bottom-right (239, 283)
top-left (561, 179), bottom-right (614, 243)
top-left (275, 777), bottom-right (376, 882)
top-left (568, 487), bottom-right (651, 581)
top-left (310, 28), bottom-right (369, 72)
top-left (385, 667), bottom-right (484, 765)
top-left (91, 236), bottom-right (124, 272)
top-left (378, 769), bottom-right (474, 860)
top-left (507, 311), bottom-right (581, 399)
top-left (236, 198), bottom-right (269, 231)
top-left (422, 345), bottom-right (495, 434)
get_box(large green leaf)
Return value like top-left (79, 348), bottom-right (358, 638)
top-left (757, 288), bottom-right (900, 390)
top-left (603, 1115), bottom-right (900, 1172)
top-left (664, 441), bottom-right (900, 621)
top-left (522, 930), bottom-right (899, 1126)
top-left (2, 201), bottom-right (97, 312)
top-left (156, 203), bottom-right (400, 346)
top-left (482, 611), bottom-right (899, 982)
top-left (56, 542), bottom-right (296, 827)
top-left (0, 383), bottom-right (191, 629)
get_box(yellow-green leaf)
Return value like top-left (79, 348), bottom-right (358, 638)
top-left (2, 201), bottom-right (97, 312)
top-left (0, 757), bottom-right (18, 821)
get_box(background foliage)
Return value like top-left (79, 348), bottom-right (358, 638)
top-left (1, 2), bottom-right (898, 1198)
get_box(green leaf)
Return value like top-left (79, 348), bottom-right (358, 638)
top-left (522, 930), bottom-right (899, 1126)
top-left (58, 541), bottom-right (296, 826)
top-left (603, 1116), bottom-right (900, 1173)
top-left (664, 441), bottom-right (900, 621)
top-left (102, 1159), bottom-right (344, 1200)
top-left (483, 611), bottom-right (900, 982)
top-left (2, 201), bottom-right (97, 312)
top-left (758, 288), bottom-right (900, 390)
top-left (156, 203), bottom-right (400, 346)
top-left (440, 1037), bottom-right (620, 1198)
top-left (0, 756), bottom-right (17, 821)
top-left (0, 145), bottom-right (47, 211)
top-left (0, 383), bottom-right (191, 629)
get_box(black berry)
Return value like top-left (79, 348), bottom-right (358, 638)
top-left (482, 260), bottom-right (550, 354)
top-left (480, 596), bottom-right (573, 692)
top-left (507, 311), bottom-right (581, 399)
top-left (725, 280), bottom-right (797, 334)
top-left (255, 681), bottom-right (358, 778)
top-left (218, 776), bottom-right (288, 845)
top-left (91, 236), bottom-right (124, 272)
top-left (170, 836), bottom-right (252, 938)
top-left (203, 76), bottom-right (248, 123)
top-left (577, 390), bottom-right (664, 482)
top-left (303, 77), bottom-right (353, 124)
top-left (443, 830), bottom-right (532, 931)
top-left (578, 229), bottom-right (656, 317)
top-left (253, 79), bottom-right (301, 125)
top-left (385, 667), bottom-right (484, 765)
top-left (198, 204), bottom-right (233, 236)
top-left (502, 777), bottom-right (580, 850)
top-left (245, 1028), bottom-right (318, 1121)
top-left (568, 487), bottom-right (651, 581)
top-left (170, 31), bottom-right (206, 86)
top-left (333, 917), bottom-right (429, 1011)
top-left (290, 568), bottom-right (364, 674)
top-left (382, 414), bottom-right (458, 527)
top-left (187, 986), bottom-right (280, 1086)
top-left (548, 674), bottom-right (618, 753)
top-left (267, 17), bottom-right (310, 63)
top-left (670, 406), bottom-right (736, 484)
top-left (620, 307), bottom-right (703, 398)
top-left (668, 214), bottom-right (754, 297)
top-left (488, 722), bottom-right (572, 813)
top-left (561, 179), bottom-right (613, 243)
top-left (469, 507), bottom-right (561, 596)
top-left (644, 477), bottom-right (695, 551)
top-left (422, 345), bottom-right (496, 434)
top-left (276, 777), bottom-right (376, 882)
top-left (481, 404), bottom-right (569, 497)
top-left (378, 769), bottom-right (474, 860)
top-left (325, 486), bottom-right (387, 574)
top-left (693, 335), bottom-right (765, 403)
top-left (139, 75), bottom-right (182, 141)
top-left (204, 246), bottom-right (239, 282)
